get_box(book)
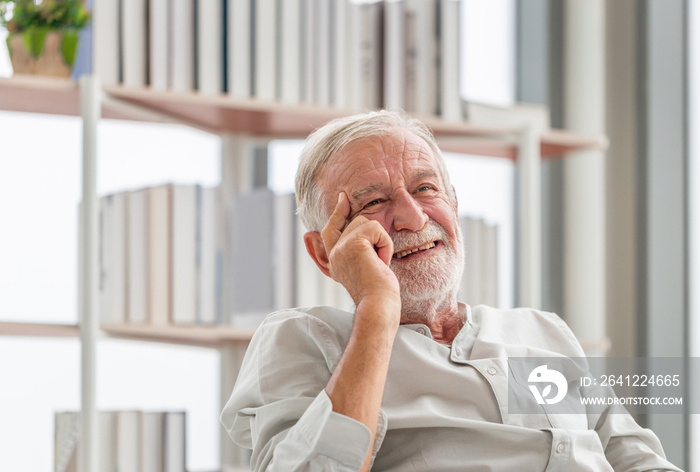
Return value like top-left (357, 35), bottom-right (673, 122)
top-left (383, 0), bottom-right (407, 110)
top-left (349, 0), bottom-right (384, 110)
top-left (407, 0), bottom-right (439, 116)
top-left (439, 0), bottom-right (462, 121)
top-left (127, 188), bottom-right (150, 324)
top-left (279, 0), bottom-right (303, 104)
top-left (121, 0), bottom-right (149, 87)
top-left (149, 185), bottom-right (171, 326)
top-left (54, 411), bottom-right (79, 472)
top-left (100, 192), bottom-right (127, 325)
top-left (164, 411), bottom-right (186, 472)
top-left (459, 216), bottom-right (482, 305)
top-left (171, 184), bottom-right (200, 325)
top-left (149, 0), bottom-right (171, 91)
top-left (227, 0), bottom-right (253, 99)
top-left (198, 186), bottom-right (221, 324)
top-left (92, 0), bottom-right (121, 85)
top-left (314, 0), bottom-right (333, 107)
top-left (254, 0), bottom-right (278, 101)
top-left (99, 411), bottom-right (118, 472)
top-left (230, 188), bottom-right (275, 325)
top-left (273, 193), bottom-right (297, 311)
top-left (458, 216), bottom-right (500, 306)
top-left (332, 0), bottom-right (351, 109)
top-left (302, 0), bottom-right (316, 104)
top-left (54, 411), bottom-right (183, 472)
top-left (116, 410), bottom-right (142, 472)
top-left (141, 412), bottom-right (165, 472)
top-left (171, 0), bottom-right (196, 92)
top-left (197, 0), bottom-right (225, 95)
top-left (462, 100), bottom-right (551, 131)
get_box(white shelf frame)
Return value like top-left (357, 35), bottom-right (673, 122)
top-left (78, 75), bottom-right (100, 472)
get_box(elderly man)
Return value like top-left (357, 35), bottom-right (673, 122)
top-left (221, 110), bottom-right (680, 471)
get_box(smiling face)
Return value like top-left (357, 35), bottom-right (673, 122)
top-left (317, 129), bottom-right (464, 315)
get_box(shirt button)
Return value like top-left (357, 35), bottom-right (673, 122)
top-left (454, 347), bottom-right (462, 356)
top-left (487, 367), bottom-right (497, 375)
top-left (556, 443), bottom-right (565, 454)
top-left (416, 327), bottom-right (427, 336)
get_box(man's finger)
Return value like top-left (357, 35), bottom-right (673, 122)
top-left (320, 192), bottom-right (351, 252)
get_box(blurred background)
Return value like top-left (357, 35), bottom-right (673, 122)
top-left (0, 0), bottom-right (698, 470)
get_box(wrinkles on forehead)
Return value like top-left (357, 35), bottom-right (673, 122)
top-left (316, 131), bottom-right (441, 212)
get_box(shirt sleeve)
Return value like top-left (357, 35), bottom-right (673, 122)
top-left (535, 310), bottom-right (683, 471)
top-left (220, 310), bottom-right (385, 471)
top-left (592, 409), bottom-right (684, 472)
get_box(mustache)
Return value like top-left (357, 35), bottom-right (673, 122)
top-left (390, 221), bottom-right (449, 251)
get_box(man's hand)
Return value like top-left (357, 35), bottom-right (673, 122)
top-left (320, 192), bottom-right (401, 317)
top-left (320, 193), bottom-right (402, 471)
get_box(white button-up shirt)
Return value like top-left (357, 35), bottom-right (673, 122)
top-left (221, 304), bottom-right (681, 471)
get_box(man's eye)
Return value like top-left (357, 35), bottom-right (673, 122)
top-left (364, 199), bottom-right (383, 209)
top-left (417, 185), bottom-right (435, 192)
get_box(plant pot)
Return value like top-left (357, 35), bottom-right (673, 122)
top-left (6, 27), bottom-right (80, 77)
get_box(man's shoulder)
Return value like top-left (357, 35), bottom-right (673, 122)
top-left (471, 305), bottom-right (585, 357)
top-left (256, 305), bottom-right (356, 340)
top-left (470, 304), bottom-right (564, 323)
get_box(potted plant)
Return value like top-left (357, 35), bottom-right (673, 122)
top-left (0, 0), bottom-right (90, 77)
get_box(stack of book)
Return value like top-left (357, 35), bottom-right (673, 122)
top-left (97, 184), bottom-right (498, 328)
top-left (54, 410), bottom-right (186, 472)
top-left (86, 0), bottom-right (464, 119)
top-left (99, 184), bottom-right (223, 327)
top-left (97, 185), bottom-right (352, 328)
top-left (458, 215), bottom-right (499, 307)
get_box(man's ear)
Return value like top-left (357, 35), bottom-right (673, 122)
top-left (304, 231), bottom-right (334, 279)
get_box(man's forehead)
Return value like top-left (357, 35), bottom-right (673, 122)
top-left (341, 132), bottom-right (432, 160)
top-left (329, 132), bottom-right (438, 176)
top-left (316, 131), bottom-right (444, 203)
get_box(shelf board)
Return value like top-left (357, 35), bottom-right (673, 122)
top-left (101, 324), bottom-right (257, 345)
top-left (0, 321), bottom-right (79, 338)
top-left (0, 75), bottom-right (607, 159)
top-left (0, 75), bottom-right (131, 121)
top-left (0, 320), bottom-right (255, 345)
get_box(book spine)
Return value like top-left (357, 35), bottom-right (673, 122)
top-left (439, 0), bottom-right (462, 121)
top-left (228, 0), bottom-right (253, 98)
top-left (254, 0), bottom-right (278, 101)
top-left (121, 0), bottom-right (149, 87)
top-left (92, 0), bottom-right (121, 85)
top-left (197, 0), bottom-right (224, 94)
top-left (280, 0), bottom-right (303, 104)
top-left (149, 0), bottom-right (171, 90)
top-left (171, 0), bottom-right (196, 92)
top-left (383, 0), bottom-right (406, 110)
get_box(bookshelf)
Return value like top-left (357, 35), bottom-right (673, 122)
top-left (0, 75), bottom-right (606, 157)
top-left (0, 320), bottom-right (256, 347)
top-left (0, 74), bottom-right (606, 471)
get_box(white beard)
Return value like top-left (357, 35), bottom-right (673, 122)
top-left (389, 220), bottom-right (464, 319)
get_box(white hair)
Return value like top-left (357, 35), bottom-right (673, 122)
top-left (294, 109), bottom-right (454, 232)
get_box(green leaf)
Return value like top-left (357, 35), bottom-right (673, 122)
top-left (21, 26), bottom-right (49, 58)
top-left (60, 29), bottom-right (78, 66)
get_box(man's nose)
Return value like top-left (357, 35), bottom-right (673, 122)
top-left (390, 190), bottom-right (429, 232)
